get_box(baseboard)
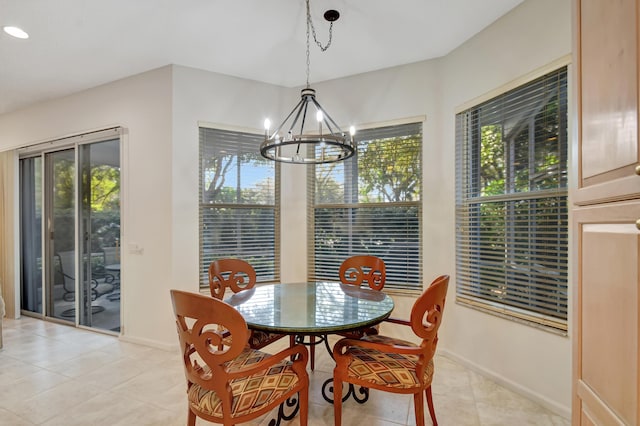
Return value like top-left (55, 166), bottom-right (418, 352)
top-left (119, 334), bottom-right (178, 352)
top-left (438, 348), bottom-right (571, 420)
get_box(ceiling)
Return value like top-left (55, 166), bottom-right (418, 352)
top-left (0, 0), bottom-right (525, 116)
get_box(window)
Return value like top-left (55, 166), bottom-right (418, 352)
top-left (309, 122), bottom-right (422, 291)
top-left (455, 67), bottom-right (568, 331)
top-left (199, 127), bottom-right (279, 287)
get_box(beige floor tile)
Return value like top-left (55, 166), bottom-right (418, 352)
top-left (475, 402), bottom-right (557, 426)
top-left (44, 349), bottom-right (120, 378)
top-left (0, 354), bottom-right (44, 384)
top-left (79, 356), bottom-right (166, 391)
top-left (549, 414), bottom-right (571, 426)
top-left (0, 369), bottom-right (71, 410)
top-left (39, 391), bottom-right (151, 426)
top-left (9, 379), bottom-right (103, 424)
top-left (407, 392), bottom-right (481, 426)
top-left (0, 407), bottom-right (34, 426)
top-left (469, 371), bottom-right (550, 416)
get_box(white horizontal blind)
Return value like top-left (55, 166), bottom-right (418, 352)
top-left (455, 67), bottom-right (568, 331)
top-left (309, 122), bottom-right (422, 290)
top-left (199, 127), bottom-right (279, 286)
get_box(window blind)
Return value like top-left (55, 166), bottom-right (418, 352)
top-left (199, 127), bottom-right (280, 286)
top-left (309, 122), bottom-right (422, 290)
top-left (455, 67), bottom-right (568, 331)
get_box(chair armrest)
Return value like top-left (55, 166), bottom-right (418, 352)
top-left (226, 343), bottom-right (309, 379)
top-left (333, 337), bottom-right (422, 359)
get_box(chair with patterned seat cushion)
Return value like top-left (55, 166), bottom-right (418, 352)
top-left (332, 274), bottom-right (449, 426)
top-left (208, 258), bottom-right (294, 350)
top-left (308, 255), bottom-right (386, 371)
top-left (170, 289), bottom-right (309, 426)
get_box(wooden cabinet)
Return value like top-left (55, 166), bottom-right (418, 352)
top-left (573, 0), bottom-right (640, 425)
top-left (574, 202), bottom-right (640, 425)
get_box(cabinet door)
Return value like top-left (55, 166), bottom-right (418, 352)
top-left (576, 0), bottom-right (640, 205)
top-left (573, 201), bottom-right (640, 426)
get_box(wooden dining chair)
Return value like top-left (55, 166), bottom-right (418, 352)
top-left (339, 255), bottom-right (386, 291)
top-left (339, 255), bottom-right (387, 337)
top-left (332, 275), bottom-right (449, 426)
top-left (208, 258), bottom-right (293, 350)
top-left (170, 289), bottom-right (310, 426)
top-left (309, 255), bottom-right (387, 371)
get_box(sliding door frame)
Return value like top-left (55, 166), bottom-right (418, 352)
top-left (18, 127), bottom-right (123, 332)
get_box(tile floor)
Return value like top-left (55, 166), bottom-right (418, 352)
top-left (0, 317), bottom-right (570, 426)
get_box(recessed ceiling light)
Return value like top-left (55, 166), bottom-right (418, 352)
top-left (3, 26), bottom-right (29, 39)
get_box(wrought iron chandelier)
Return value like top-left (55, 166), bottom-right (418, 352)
top-left (260, 0), bottom-right (355, 164)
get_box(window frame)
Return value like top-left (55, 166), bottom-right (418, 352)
top-left (198, 125), bottom-right (280, 289)
top-left (308, 120), bottom-right (423, 292)
top-left (455, 65), bottom-right (569, 333)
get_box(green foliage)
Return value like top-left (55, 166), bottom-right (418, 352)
top-left (357, 136), bottom-right (421, 202)
top-left (53, 159), bottom-right (75, 210)
top-left (51, 158), bottom-right (120, 252)
top-left (480, 125), bottom-right (505, 196)
top-left (479, 98), bottom-right (564, 198)
top-left (90, 165), bottom-right (120, 211)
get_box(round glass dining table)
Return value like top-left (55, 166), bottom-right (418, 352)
top-left (226, 281), bottom-right (395, 406)
top-left (225, 281), bottom-right (395, 335)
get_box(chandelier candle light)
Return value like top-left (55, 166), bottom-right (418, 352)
top-left (260, 0), bottom-right (356, 164)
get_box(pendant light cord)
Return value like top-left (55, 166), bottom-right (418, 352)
top-left (305, 0), bottom-right (333, 88)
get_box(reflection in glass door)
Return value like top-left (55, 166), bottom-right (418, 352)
top-left (45, 149), bottom-right (77, 321)
top-left (78, 140), bottom-right (121, 332)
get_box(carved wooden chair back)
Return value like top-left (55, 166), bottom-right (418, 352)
top-left (170, 289), bottom-right (309, 426)
top-left (208, 258), bottom-right (292, 350)
top-left (208, 258), bottom-right (257, 300)
top-left (332, 275), bottom-right (449, 426)
top-left (339, 255), bottom-right (386, 291)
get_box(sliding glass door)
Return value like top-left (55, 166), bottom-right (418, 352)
top-left (19, 132), bottom-right (121, 333)
top-left (78, 140), bottom-right (121, 331)
top-left (45, 149), bottom-right (77, 321)
top-left (19, 157), bottom-right (43, 314)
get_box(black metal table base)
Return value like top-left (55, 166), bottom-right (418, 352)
top-left (294, 334), bottom-right (328, 349)
top-left (293, 334), bottom-right (370, 405)
top-left (321, 379), bottom-right (369, 404)
top-left (268, 394), bottom-right (300, 426)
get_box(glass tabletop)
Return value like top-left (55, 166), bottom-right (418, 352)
top-left (225, 281), bottom-right (395, 335)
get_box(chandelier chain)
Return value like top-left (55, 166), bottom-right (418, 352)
top-left (260, 0), bottom-right (354, 164)
top-left (305, 0), bottom-right (333, 87)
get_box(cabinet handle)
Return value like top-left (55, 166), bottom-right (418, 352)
top-left (636, 219), bottom-right (640, 230)
top-left (635, 165), bottom-right (640, 175)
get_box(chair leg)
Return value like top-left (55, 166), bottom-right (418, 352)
top-left (333, 379), bottom-right (343, 426)
top-left (425, 386), bottom-right (438, 426)
top-left (187, 408), bottom-right (196, 426)
top-left (414, 391), bottom-right (425, 426)
top-left (299, 387), bottom-right (309, 426)
top-left (310, 336), bottom-right (315, 371)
